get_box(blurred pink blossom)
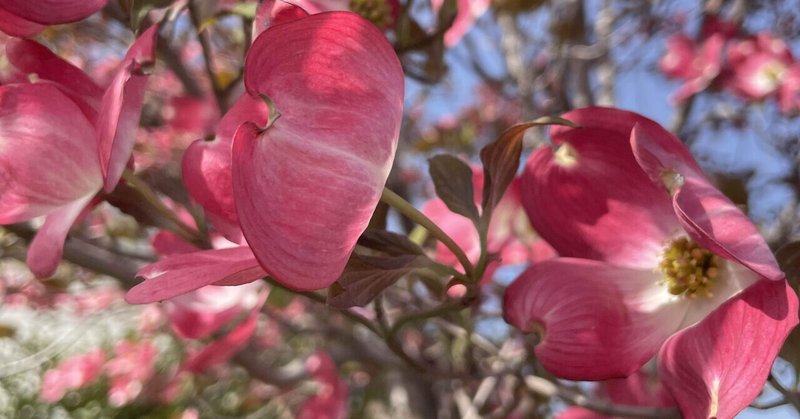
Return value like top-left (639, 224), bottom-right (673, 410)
top-left (40, 348), bottom-right (105, 402)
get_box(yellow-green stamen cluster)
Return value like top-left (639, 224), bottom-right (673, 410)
top-left (349, 0), bottom-right (392, 28)
top-left (658, 237), bottom-right (720, 298)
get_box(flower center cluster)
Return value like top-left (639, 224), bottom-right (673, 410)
top-left (658, 237), bottom-right (720, 298)
top-left (349, 0), bottom-right (392, 28)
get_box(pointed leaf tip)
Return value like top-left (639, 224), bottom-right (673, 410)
top-left (428, 155), bottom-right (480, 222)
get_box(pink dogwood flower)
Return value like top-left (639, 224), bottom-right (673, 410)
top-left (40, 348), bottom-right (106, 402)
top-left (503, 107), bottom-right (798, 418)
top-left (430, 0), bottom-right (490, 47)
top-left (659, 30), bottom-right (727, 103)
top-left (105, 340), bottom-right (159, 407)
top-left (297, 352), bottom-right (349, 419)
top-left (724, 33), bottom-right (795, 101)
top-left (0, 26), bottom-right (157, 278)
top-left (0, 0), bottom-right (107, 37)
top-left (127, 11), bottom-right (404, 303)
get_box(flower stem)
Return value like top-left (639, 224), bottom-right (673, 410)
top-left (381, 188), bottom-right (474, 278)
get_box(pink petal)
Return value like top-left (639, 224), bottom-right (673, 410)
top-left (631, 124), bottom-right (783, 281)
top-left (0, 83), bottom-right (101, 223)
top-left (96, 25), bottom-right (158, 192)
top-left (659, 35), bottom-right (696, 79)
top-left (235, 13), bottom-right (403, 290)
top-left (522, 108), bottom-right (679, 269)
top-left (181, 94), bottom-right (268, 237)
top-left (253, 0), bottom-right (311, 39)
top-left (168, 282), bottom-right (263, 339)
top-left (182, 289), bottom-right (267, 373)
top-left (151, 230), bottom-right (198, 256)
top-left (126, 246), bottom-right (266, 304)
top-left (0, 0), bottom-right (107, 24)
top-left (27, 194), bottom-right (94, 277)
top-left (0, 6), bottom-right (44, 36)
top-left (503, 258), bottom-right (686, 381)
top-left (5, 38), bottom-right (104, 115)
top-left (431, 0), bottom-right (490, 47)
top-left (658, 279), bottom-right (798, 419)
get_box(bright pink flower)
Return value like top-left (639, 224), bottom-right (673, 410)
top-left (1, 30), bottom-right (157, 277)
top-left (0, 83), bottom-right (101, 277)
top-left (127, 12), bottom-right (403, 303)
top-left (430, 0), bottom-right (490, 47)
top-left (40, 348), bottom-right (105, 402)
top-left (503, 107), bottom-right (798, 418)
top-left (0, 0), bottom-right (106, 36)
top-left (235, 12), bottom-right (403, 291)
top-left (659, 32), bottom-right (726, 103)
top-left (421, 168), bottom-right (555, 282)
top-left (105, 340), bottom-right (158, 407)
top-left (297, 352), bottom-right (349, 419)
top-left (724, 33), bottom-right (794, 101)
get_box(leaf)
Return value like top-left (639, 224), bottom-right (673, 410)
top-left (480, 116), bottom-right (576, 217)
top-left (358, 230), bottom-right (425, 256)
top-left (327, 253), bottom-right (430, 308)
top-left (776, 241), bottom-right (800, 369)
top-left (428, 155), bottom-right (479, 222)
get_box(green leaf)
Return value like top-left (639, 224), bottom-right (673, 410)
top-left (327, 253), bottom-right (431, 308)
top-left (428, 155), bottom-right (480, 222)
top-left (480, 116), bottom-right (576, 218)
top-left (358, 229), bottom-right (425, 256)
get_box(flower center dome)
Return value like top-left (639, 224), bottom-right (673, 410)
top-left (658, 237), bottom-right (720, 298)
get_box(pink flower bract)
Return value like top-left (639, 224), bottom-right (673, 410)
top-left (503, 107), bottom-right (798, 418)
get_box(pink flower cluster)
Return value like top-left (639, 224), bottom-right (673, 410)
top-left (660, 17), bottom-right (800, 114)
top-left (40, 341), bottom-right (158, 407)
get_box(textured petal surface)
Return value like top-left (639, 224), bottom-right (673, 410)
top-left (0, 0), bottom-right (106, 24)
top-left (96, 25), bottom-right (157, 192)
top-left (5, 38), bottom-right (103, 115)
top-left (522, 107), bottom-right (679, 269)
top-left (658, 280), bottom-right (798, 419)
top-left (182, 94), bottom-right (268, 236)
top-left (0, 83), bottom-right (101, 223)
top-left (631, 123), bottom-right (783, 281)
top-left (0, 6), bottom-right (43, 36)
top-left (27, 194), bottom-right (94, 277)
top-left (126, 246), bottom-right (266, 303)
top-left (235, 12), bottom-right (404, 290)
top-left (503, 258), bottom-right (687, 380)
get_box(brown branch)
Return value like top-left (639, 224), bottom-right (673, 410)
top-left (524, 375), bottom-right (681, 418)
